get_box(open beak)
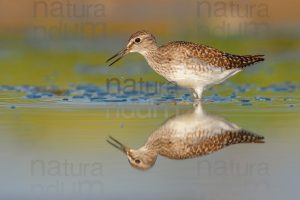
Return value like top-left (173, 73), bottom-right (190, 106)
top-left (106, 48), bottom-right (128, 66)
top-left (106, 136), bottom-right (129, 154)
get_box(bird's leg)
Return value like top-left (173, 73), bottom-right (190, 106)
top-left (192, 90), bottom-right (200, 106)
top-left (192, 90), bottom-right (198, 99)
top-left (192, 88), bottom-right (203, 103)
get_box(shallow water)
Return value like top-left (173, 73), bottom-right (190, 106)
top-left (0, 88), bottom-right (299, 200)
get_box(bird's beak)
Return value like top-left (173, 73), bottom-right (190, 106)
top-left (106, 48), bottom-right (129, 66)
top-left (106, 136), bottom-right (129, 154)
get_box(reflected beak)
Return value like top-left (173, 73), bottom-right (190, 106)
top-left (106, 136), bottom-right (129, 154)
top-left (106, 48), bottom-right (128, 66)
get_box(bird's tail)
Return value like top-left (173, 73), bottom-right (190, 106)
top-left (240, 54), bottom-right (265, 67)
top-left (235, 130), bottom-right (265, 144)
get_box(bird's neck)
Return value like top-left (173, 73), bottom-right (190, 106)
top-left (141, 47), bottom-right (166, 73)
top-left (143, 51), bottom-right (157, 64)
top-left (137, 146), bottom-right (158, 159)
top-left (139, 43), bottom-right (158, 57)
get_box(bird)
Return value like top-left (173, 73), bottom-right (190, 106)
top-left (107, 104), bottom-right (264, 170)
top-left (106, 30), bottom-right (264, 100)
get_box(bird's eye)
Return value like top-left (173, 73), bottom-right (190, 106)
top-left (135, 38), bottom-right (141, 43)
top-left (135, 159), bottom-right (141, 164)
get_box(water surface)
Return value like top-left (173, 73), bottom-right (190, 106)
top-left (0, 91), bottom-right (299, 199)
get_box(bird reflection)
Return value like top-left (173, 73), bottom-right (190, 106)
top-left (107, 104), bottom-right (264, 170)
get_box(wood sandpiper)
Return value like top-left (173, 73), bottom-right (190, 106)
top-left (107, 104), bottom-right (264, 170)
top-left (106, 30), bottom-right (264, 100)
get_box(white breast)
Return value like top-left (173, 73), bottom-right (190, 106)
top-left (166, 64), bottom-right (241, 89)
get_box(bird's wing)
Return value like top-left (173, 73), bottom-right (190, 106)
top-left (175, 129), bottom-right (264, 159)
top-left (162, 41), bottom-right (264, 70)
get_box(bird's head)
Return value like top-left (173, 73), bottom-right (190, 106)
top-left (107, 136), bottom-right (158, 170)
top-left (106, 30), bottom-right (157, 66)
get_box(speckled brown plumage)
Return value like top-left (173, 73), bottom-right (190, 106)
top-left (157, 41), bottom-right (264, 70)
top-left (162, 129), bottom-right (263, 159)
top-left (147, 125), bottom-right (264, 160)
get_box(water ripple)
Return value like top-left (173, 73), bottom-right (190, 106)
top-left (0, 82), bottom-right (299, 106)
